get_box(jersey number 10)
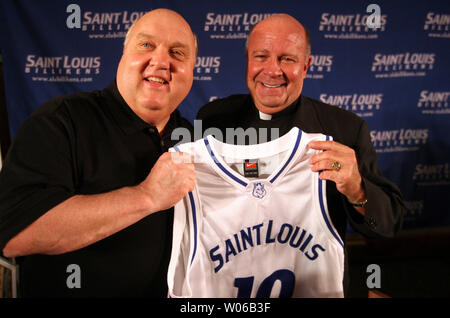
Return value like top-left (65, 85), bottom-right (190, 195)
top-left (234, 269), bottom-right (295, 298)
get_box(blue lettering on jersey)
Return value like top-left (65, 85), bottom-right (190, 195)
top-left (209, 220), bottom-right (326, 273)
top-left (305, 244), bottom-right (326, 261)
top-left (265, 220), bottom-right (276, 243)
top-left (252, 223), bottom-right (263, 245)
top-left (225, 239), bottom-right (237, 263)
top-left (210, 245), bottom-right (223, 273)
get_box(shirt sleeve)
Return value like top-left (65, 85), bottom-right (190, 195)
top-left (0, 110), bottom-right (75, 253)
top-left (345, 120), bottom-right (405, 238)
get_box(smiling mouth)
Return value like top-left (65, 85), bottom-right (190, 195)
top-left (144, 76), bottom-right (168, 84)
top-left (261, 82), bottom-right (284, 88)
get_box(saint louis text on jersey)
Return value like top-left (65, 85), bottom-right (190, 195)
top-left (209, 219), bottom-right (326, 273)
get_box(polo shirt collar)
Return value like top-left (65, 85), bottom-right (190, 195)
top-left (104, 80), bottom-right (185, 140)
top-left (103, 80), bottom-right (155, 135)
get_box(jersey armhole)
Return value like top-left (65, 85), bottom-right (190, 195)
top-left (316, 135), bottom-right (345, 249)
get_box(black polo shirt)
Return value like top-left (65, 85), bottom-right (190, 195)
top-left (0, 80), bottom-right (193, 297)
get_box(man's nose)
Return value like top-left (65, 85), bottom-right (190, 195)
top-left (264, 57), bottom-right (283, 76)
top-left (149, 46), bottom-right (170, 70)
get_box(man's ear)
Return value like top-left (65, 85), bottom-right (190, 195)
top-left (303, 55), bottom-right (312, 78)
top-left (305, 55), bottom-right (312, 71)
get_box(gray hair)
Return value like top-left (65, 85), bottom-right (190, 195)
top-left (123, 20), bottom-right (137, 47)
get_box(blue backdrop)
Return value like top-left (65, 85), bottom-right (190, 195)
top-left (0, 0), bottom-right (449, 231)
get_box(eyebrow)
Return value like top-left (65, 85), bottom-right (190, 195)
top-left (250, 49), bottom-right (269, 54)
top-left (251, 49), bottom-right (298, 57)
top-left (136, 32), bottom-right (191, 54)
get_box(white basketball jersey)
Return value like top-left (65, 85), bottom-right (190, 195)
top-left (167, 127), bottom-right (344, 298)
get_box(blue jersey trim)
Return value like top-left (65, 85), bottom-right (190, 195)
top-left (269, 130), bottom-right (302, 183)
top-left (204, 138), bottom-right (248, 187)
top-left (188, 192), bottom-right (198, 265)
top-left (318, 178), bottom-right (344, 248)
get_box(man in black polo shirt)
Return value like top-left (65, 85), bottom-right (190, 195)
top-left (0, 9), bottom-right (197, 297)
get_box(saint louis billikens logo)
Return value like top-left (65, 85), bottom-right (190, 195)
top-left (194, 56), bottom-right (221, 81)
top-left (203, 12), bottom-right (276, 40)
top-left (370, 128), bottom-right (429, 153)
top-left (252, 182), bottom-right (267, 199)
top-left (424, 12), bottom-right (450, 38)
top-left (66, 4), bottom-right (145, 39)
top-left (24, 54), bottom-right (101, 83)
top-left (319, 93), bottom-right (383, 117)
top-left (319, 4), bottom-right (386, 39)
top-left (306, 55), bottom-right (333, 79)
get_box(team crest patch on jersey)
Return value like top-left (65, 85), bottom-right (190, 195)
top-left (252, 182), bottom-right (267, 199)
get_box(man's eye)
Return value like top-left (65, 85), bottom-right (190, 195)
top-left (253, 55), bottom-right (267, 60)
top-left (141, 42), bottom-right (153, 49)
top-left (170, 49), bottom-right (186, 59)
top-left (281, 56), bottom-right (296, 63)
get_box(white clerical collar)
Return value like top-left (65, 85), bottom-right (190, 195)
top-left (259, 111), bottom-right (272, 120)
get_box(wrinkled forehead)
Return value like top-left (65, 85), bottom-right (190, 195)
top-left (247, 30), bottom-right (306, 59)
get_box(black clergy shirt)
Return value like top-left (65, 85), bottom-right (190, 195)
top-left (0, 80), bottom-right (193, 297)
top-left (197, 94), bottom-right (405, 295)
top-left (197, 94), bottom-right (404, 240)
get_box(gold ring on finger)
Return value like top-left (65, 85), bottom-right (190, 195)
top-left (331, 161), bottom-right (342, 171)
